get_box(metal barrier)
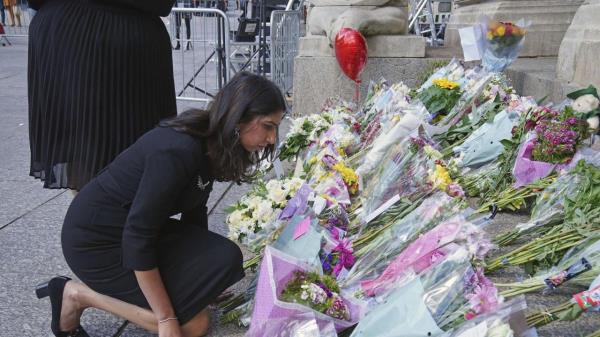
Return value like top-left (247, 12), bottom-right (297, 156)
top-left (166, 7), bottom-right (231, 105)
top-left (269, 10), bottom-right (301, 97)
top-left (1, 0), bottom-right (33, 38)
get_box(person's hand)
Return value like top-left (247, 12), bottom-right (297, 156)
top-left (158, 319), bottom-right (183, 337)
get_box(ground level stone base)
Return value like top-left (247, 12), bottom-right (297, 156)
top-left (293, 55), bottom-right (447, 115)
top-left (505, 57), bottom-right (579, 104)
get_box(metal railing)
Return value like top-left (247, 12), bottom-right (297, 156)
top-left (269, 9), bottom-right (301, 96)
top-left (166, 7), bottom-right (231, 105)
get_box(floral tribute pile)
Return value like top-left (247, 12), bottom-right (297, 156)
top-left (216, 46), bottom-right (600, 337)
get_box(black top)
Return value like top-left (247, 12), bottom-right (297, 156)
top-left (94, 127), bottom-right (214, 270)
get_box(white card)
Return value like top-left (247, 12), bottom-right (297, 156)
top-left (363, 194), bottom-right (400, 224)
top-left (313, 195), bottom-right (327, 215)
top-left (459, 25), bottom-right (483, 62)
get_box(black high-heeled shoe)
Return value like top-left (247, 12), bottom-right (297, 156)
top-left (36, 276), bottom-right (90, 337)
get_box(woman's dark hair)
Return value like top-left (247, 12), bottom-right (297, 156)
top-left (161, 72), bottom-right (286, 183)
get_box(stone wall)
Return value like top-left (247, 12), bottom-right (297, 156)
top-left (293, 56), bottom-right (448, 115)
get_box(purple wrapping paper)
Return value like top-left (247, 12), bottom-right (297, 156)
top-left (512, 138), bottom-right (570, 188)
top-left (246, 247), bottom-right (363, 336)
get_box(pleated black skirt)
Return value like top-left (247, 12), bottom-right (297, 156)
top-left (28, 0), bottom-right (177, 190)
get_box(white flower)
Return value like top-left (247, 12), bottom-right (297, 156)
top-left (227, 209), bottom-right (245, 226)
top-left (289, 116), bottom-right (309, 136)
top-left (265, 179), bottom-right (283, 192)
top-left (572, 94), bottom-right (600, 113)
top-left (252, 200), bottom-right (274, 223)
top-left (284, 177), bottom-right (304, 193)
top-left (268, 187), bottom-right (287, 205)
top-left (239, 219), bottom-right (256, 234)
top-left (245, 196), bottom-right (263, 211)
top-left (588, 116), bottom-right (599, 130)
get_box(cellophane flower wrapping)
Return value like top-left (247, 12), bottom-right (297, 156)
top-left (359, 134), bottom-right (439, 219)
top-left (439, 296), bottom-right (528, 337)
top-left (245, 312), bottom-right (338, 337)
top-left (480, 16), bottom-right (529, 73)
top-left (247, 246), bottom-right (363, 335)
top-left (360, 214), bottom-right (493, 297)
top-left (511, 172), bottom-right (582, 236)
top-left (343, 193), bottom-right (463, 287)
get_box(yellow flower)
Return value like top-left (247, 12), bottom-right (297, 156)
top-left (309, 156), bottom-right (318, 165)
top-left (486, 31), bottom-right (494, 40)
top-left (496, 25), bottom-right (506, 37)
top-left (333, 162), bottom-right (359, 194)
top-left (432, 78), bottom-right (460, 90)
top-left (430, 164), bottom-right (452, 191)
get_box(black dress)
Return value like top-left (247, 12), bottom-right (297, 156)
top-left (62, 127), bottom-right (245, 324)
top-left (28, 0), bottom-right (177, 190)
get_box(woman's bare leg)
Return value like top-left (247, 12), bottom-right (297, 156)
top-left (61, 281), bottom-right (211, 337)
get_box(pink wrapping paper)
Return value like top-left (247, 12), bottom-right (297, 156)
top-left (512, 138), bottom-right (570, 188)
top-left (246, 247), bottom-right (363, 336)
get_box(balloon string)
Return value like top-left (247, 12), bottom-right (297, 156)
top-left (355, 80), bottom-right (361, 102)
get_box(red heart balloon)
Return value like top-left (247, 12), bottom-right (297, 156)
top-left (334, 28), bottom-right (368, 83)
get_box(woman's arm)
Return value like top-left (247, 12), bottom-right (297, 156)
top-left (135, 269), bottom-right (183, 336)
top-left (135, 269), bottom-right (176, 321)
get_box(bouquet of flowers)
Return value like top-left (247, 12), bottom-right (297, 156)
top-left (280, 270), bottom-right (351, 321)
top-left (350, 248), bottom-right (502, 336)
top-left (226, 177), bottom-right (305, 247)
top-left (497, 236), bottom-right (597, 298)
top-left (417, 78), bottom-right (463, 124)
top-left (513, 105), bottom-right (589, 187)
top-left (481, 17), bottom-right (528, 72)
top-left (526, 283), bottom-right (600, 328)
top-left (439, 296), bottom-right (528, 337)
top-left (359, 134), bottom-right (441, 220)
top-left (359, 215), bottom-right (493, 297)
top-left (246, 246), bottom-right (361, 335)
top-left (343, 193), bottom-right (465, 287)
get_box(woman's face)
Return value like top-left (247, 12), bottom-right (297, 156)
top-left (238, 110), bottom-right (284, 153)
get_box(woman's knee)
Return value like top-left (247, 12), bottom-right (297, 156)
top-left (220, 238), bottom-right (244, 273)
top-left (181, 309), bottom-right (210, 337)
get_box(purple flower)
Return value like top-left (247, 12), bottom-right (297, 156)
top-left (466, 284), bottom-right (499, 315)
top-left (524, 120), bottom-right (537, 131)
top-left (317, 282), bottom-right (333, 298)
top-left (567, 117), bottom-right (578, 125)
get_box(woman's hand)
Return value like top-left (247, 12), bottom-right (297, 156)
top-left (158, 319), bottom-right (183, 337)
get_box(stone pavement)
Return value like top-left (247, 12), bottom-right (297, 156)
top-left (1, 36), bottom-right (599, 337)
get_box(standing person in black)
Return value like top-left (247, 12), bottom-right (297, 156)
top-left (27, 0), bottom-right (177, 191)
top-left (173, 0), bottom-right (193, 50)
top-left (35, 72), bottom-right (286, 337)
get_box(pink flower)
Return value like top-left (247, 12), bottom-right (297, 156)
top-left (466, 284), bottom-right (499, 315)
top-left (446, 183), bottom-right (465, 198)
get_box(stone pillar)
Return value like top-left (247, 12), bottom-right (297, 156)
top-left (557, 0), bottom-right (600, 88)
top-left (444, 0), bottom-right (583, 57)
top-left (293, 0), bottom-right (428, 115)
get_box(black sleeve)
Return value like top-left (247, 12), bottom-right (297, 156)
top-left (93, 0), bottom-right (176, 17)
top-left (122, 147), bottom-right (194, 270)
top-left (29, 0), bottom-right (45, 10)
top-left (181, 205), bottom-right (209, 230)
